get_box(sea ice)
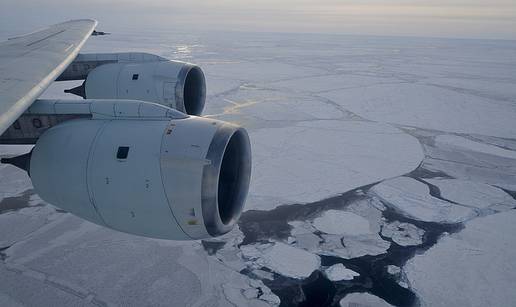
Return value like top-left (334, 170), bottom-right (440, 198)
top-left (381, 221), bottom-right (424, 246)
top-left (435, 135), bottom-right (516, 160)
top-left (371, 177), bottom-right (476, 223)
top-left (312, 210), bottom-right (372, 236)
top-left (0, 157), bottom-right (33, 202)
top-left (0, 214), bottom-right (278, 307)
top-left (321, 83), bottom-right (516, 138)
top-left (246, 120), bottom-right (423, 210)
top-left (424, 178), bottom-right (516, 212)
top-left (405, 210), bottom-right (516, 307)
top-left (241, 242), bottom-right (320, 279)
top-left (340, 292), bottom-right (393, 307)
top-left (423, 136), bottom-right (516, 191)
top-left (223, 279), bottom-right (280, 307)
top-left (288, 202), bottom-right (391, 259)
top-left (319, 234), bottom-right (390, 259)
top-left (387, 265), bottom-right (401, 276)
top-left (288, 221), bottom-right (322, 251)
top-left (323, 263), bottom-right (359, 281)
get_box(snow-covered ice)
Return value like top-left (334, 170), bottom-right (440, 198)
top-left (313, 210), bottom-right (372, 236)
top-left (405, 210), bottom-right (516, 307)
top-left (323, 263), bottom-right (359, 281)
top-left (371, 177), bottom-right (477, 223)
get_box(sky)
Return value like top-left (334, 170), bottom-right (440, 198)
top-left (1, 0), bottom-right (515, 39)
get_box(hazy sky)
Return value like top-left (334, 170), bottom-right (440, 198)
top-left (1, 0), bottom-right (515, 39)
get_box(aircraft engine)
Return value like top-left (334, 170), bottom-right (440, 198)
top-left (28, 116), bottom-right (251, 240)
top-left (83, 61), bottom-right (206, 116)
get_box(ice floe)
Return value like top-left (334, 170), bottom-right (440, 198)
top-left (312, 210), bottom-right (372, 236)
top-left (340, 292), bottom-right (393, 307)
top-left (241, 242), bottom-right (320, 279)
top-left (371, 177), bottom-right (476, 223)
top-left (387, 265), bottom-right (401, 276)
top-left (319, 233), bottom-right (391, 259)
top-left (323, 263), bottom-right (359, 281)
top-left (238, 121), bottom-right (422, 211)
top-left (223, 278), bottom-right (280, 307)
top-left (287, 199), bottom-right (391, 259)
top-left (381, 221), bottom-right (424, 246)
top-left (405, 210), bottom-right (516, 307)
top-left (424, 178), bottom-right (516, 212)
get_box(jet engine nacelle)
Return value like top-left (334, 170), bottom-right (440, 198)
top-left (84, 61), bottom-right (206, 116)
top-left (29, 116), bottom-right (251, 240)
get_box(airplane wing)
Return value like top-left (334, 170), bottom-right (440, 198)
top-left (0, 20), bottom-right (251, 241)
top-left (0, 19), bottom-right (97, 135)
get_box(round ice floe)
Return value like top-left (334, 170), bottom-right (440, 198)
top-left (312, 210), bottom-right (372, 235)
top-left (246, 120), bottom-right (423, 210)
top-left (324, 263), bottom-right (359, 281)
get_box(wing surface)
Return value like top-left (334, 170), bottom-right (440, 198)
top-left (0, 19), bottom-right (97, 134)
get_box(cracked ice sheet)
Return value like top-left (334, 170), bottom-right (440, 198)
top-left (0, 146), bottom-right (33, 201)
top-left (2, 214), bottom-right (278, 307)
top-left (435, 135), bottom-right (516, 160)
top-left (422, 135), bottom-right (516, 191)
top-left (203, 61), bottom-right (325, 83)
top-left (0, 203), bottom-right (60, 248)
top-left (320, 83), bottom-right (516, 139)
top-left (404, 210), bottom-right (516, 307)
top-left (269, 73), bottom-right (394, 94)
top-left (246, 120), bottom-right (423, 211)
top-left (371, 177), bottom-right (476, 223)
top-left (424, 179), bottom-right (516, 212)
top-left (204, 86), bottom-right (346, 127)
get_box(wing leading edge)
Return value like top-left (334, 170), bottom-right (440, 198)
top-left (0, 19), bottom-right (97, 135)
